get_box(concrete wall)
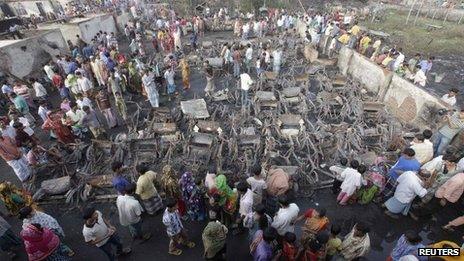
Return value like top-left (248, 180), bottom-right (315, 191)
top-left (0, 29), bottom-right (68, 79)
top-left (383, 75), bottom-right (447, 124)
top-left (337, 46), bottom-right (448, 127)
top-left (9, 1), bottom-right (55, 16)
top-left (347, 52), bottom-right (393, 94)
top-left (115, 11), bottom-right (131, 32)
top-left (38, 14), bottom-right (118, 44)
top-left (78, 14), bottom-right (117, 43)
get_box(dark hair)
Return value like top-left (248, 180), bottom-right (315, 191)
top-left (355, 222), bottom-right (370, 234)
top-left (166, 198), bottom-right (177, 208)
top-left (136, 163), bottom-right (149, 174)
top-left (415, 133), bottom-right (425, 142)
top-left (19, 206), bottom-right (33, 219)
top-left (340, 157), bottom-right (348, 166)
top-left (211, 193), bottom-right (221, 203)
top-left (124, 183), bottom-right (136, 195)
top-left (262, 227), bottom-right (277, 242)
top-left (111, 161), bottom-right (123, 171)
top-left (443, 154), bottom-right (458, 163)
top-left (82, 206), bottom-right (96, 220)
top-left (350, 160), bottom-right (360, 169)
top-left (258, 215), bottom-right (269, 230)
top-left (255, 204), bottom-right (266, 215)
top-left (330, 224), bottom-right (341, 236)
top-left (278, 195), bottom-right (289, 207)
top-left (403, 148), bottom-right (415, 157)
top-left (422, 129), bottom-right (432, 139)
top-left (404, 230), bottom-right (422, 245)
top-left (251, 165), bottom-right (262, 176)
top-left (450, 88), bottom-right (459, 93)
top-left (316, 207), bottom-right (327, 217)
top-left (316, 231), bottom-right (330, 244)
top-left (284, 232), bottom-right (297, 243)
top-left (357, 164), bottom-right (367, 174)
top-left (236, 181), bottom-right (248, 193)
top-left (195, 176), bottom-right (202, 186)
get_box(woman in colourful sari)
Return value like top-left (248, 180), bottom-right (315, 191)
top-left (21, 223), bottom-right (70, 261)
top-left (296, 207), bottom-right (329, 246)
top-left (42, 112), bottom-right (75, 144)
top-left (214, 174), bottom-right (237, 227)
top-left (0, 182), bottom-right (34, 216)
top-left (179, 172), bottom-right (204, 221)
top-left (160, 165), bottom-right (186, 216)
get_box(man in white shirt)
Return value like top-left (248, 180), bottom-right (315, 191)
top-left (30, 78), bottom-right (47, 100)
top-left (412, 66), bottom-right (427, 87)
top-left (76, 72), bottom-right (93, 95)
top-left (117, 183), bottom-right (151, 240)
top-left (384, 171), bottom-right (428, 218)
top-left (393, 48), bottom-right (405, 71)
top-left (240, 72), bottom-right (253, 107)
top-left (440, 89), bottom-right (458, 107)
top-left (82, 206), bottom-right (131, 260)
top-left (246, 165), bottom-right (267, 206)
top-left (410, 132), bottom-right (433, 165)
top-left (43, 62), bottom-right (56, 81)
top-left (242, 22), bottom-right (250, 40)
top-left (245, 44), bottom-right (253, 73)
top-left (272, 48), bottom-right (283, 74)
top-left (271, 195), bottom-right (299, 236)
top-left (235, 182), bottom-right (253, 234)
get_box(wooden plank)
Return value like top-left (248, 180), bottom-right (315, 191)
top-left (239, 135), bottom-right (261, 145)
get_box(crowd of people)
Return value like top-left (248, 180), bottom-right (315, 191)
top-left (0, 2), bottom-right (463, 261)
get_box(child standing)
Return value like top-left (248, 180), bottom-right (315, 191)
top-left (281, 232), bottom-right (298, 261)
top-left (162, 198), bottom-right (195, 256)
top-left (326, 224), bottom-right (342, 260)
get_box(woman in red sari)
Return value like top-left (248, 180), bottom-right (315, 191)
top-left (42, 112), bottom-right (75, 144)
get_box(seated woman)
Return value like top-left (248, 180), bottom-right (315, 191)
top-left (295, 207), bottom-right (329, 246)
top-left (0, 182), bottom-right (35, 216)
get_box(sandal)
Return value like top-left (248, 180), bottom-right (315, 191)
top-left (168, 249), bottom-right (182, 256)
top-left (186, 242), bottom-right (195, 248)
top-left (67, 250), bottom-right (75, 257)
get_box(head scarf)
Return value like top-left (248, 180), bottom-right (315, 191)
top-left (266, 168), bottom-right (290, 196)
top-left (161, 165), bottom-right (180, 198)
top-left (21, 224), bottom-right (60, 261)
top-left (202, 221), bottom-right (228, 258)
top-left (180, 172), bottom-right (195, 200)
top-left (215, 174), bottom-right (234, 206)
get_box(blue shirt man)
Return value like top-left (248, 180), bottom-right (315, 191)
top-left (388, 148), bottom-right (421, 181)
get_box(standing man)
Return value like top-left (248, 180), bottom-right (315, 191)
top-left (82, 206), bottom-right (131, 261)
top-left (245, 43), bottom-right (253, 73)
top-left (434, 109), bottom-right (464, 156)
top-left (76, 72), bottom-right (94, 97)
top-left (164, 67), bottom-right (176, 100)
top-left (135, 163), bottom-right (164, 216)
top-left (272, 47), bottom-right (283, 75)
top-left (232, 46), bottom-right (242, 78)
top-left (96, 90), bottom-right (117, 129)
top-left (271, 195), bottom-right (300, 237)
top-left (162, 198), bottom-right (195, 256)
top-left (142, 69), bottom-right (160, 108)
top-left (116, 183), bottom-right (151, 241)
top-left (240, 72), bottom-right (253, 107)
top-left (9, 93), bottom-right (35, 124)
top-left (204, 61), bottom-right (215, 97)
top-left (384, 171), bottom-right (428, 218)
top-left (0, 135), bottom-right (31, 182)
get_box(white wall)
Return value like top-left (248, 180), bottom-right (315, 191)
top-left (78, 15), bottom-right (117, 43)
